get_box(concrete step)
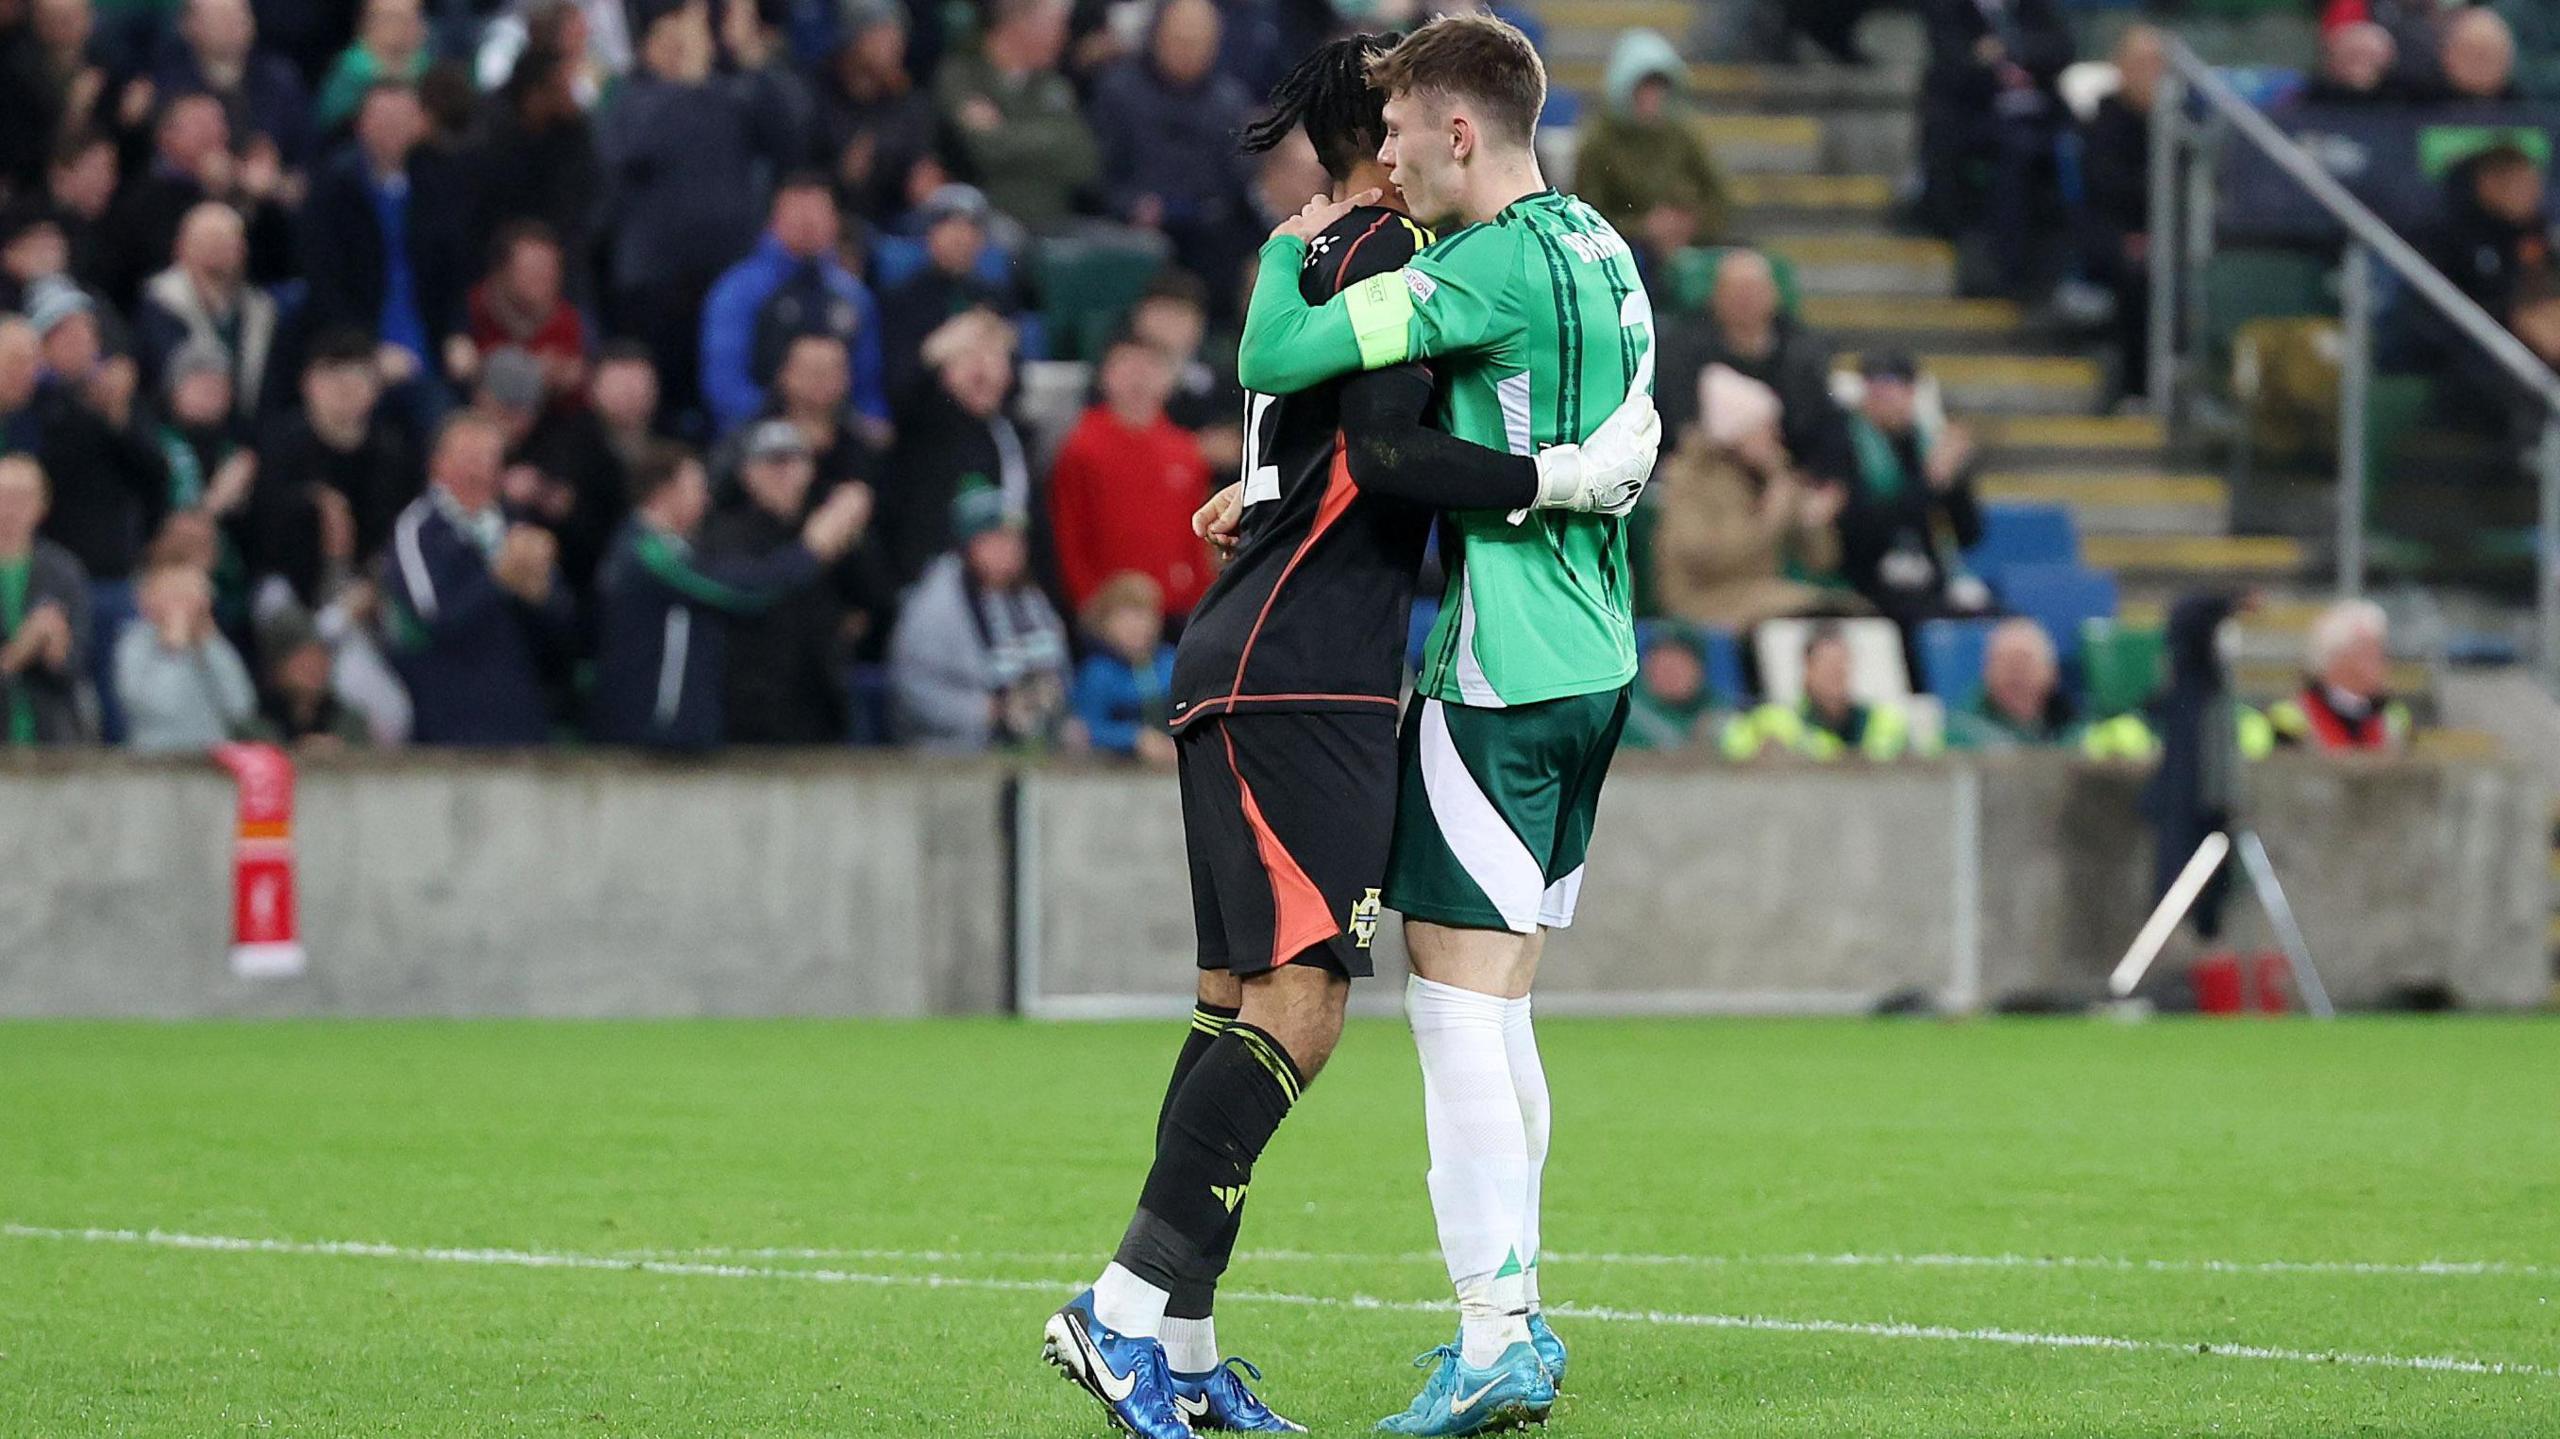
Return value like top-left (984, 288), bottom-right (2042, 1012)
top-left (2083, 534), bottom-right (2311, 582)
top-left (1978, 470), bottom-right (2231, 537)
top-left (1548, 59), bottom-right (1922, 112)
top-left (1836, 352), bottom-right (2102, 415)
top-left (2231, 657), bottom-right (2428, 703)
top-left (1799, 294), bottom-right (2034, 354)
top-left (1730, 172), bottom-right (1894, 230)
top-left (1978, 413), bottom-right (2169, 469)
top-left (1766, 232), bottom-right (1954, 297)
top-left (1694, 113), bottom-right (1825, 175)
top-left (1540, 0), bottom-right (1694, 41)
top-left (2120, 596), bottom-right (2329, 635)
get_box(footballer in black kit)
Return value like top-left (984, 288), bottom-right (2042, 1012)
top-left (1168, 194), bottom-right (1548, 979)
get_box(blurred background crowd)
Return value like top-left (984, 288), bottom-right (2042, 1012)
top-left (0, 0), bottom-right (2508, 768)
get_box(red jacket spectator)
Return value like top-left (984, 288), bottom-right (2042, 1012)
top-left (1048, 336), bottom-right (1215, 618)
top-left (466, 223), bottom-right (588, 410)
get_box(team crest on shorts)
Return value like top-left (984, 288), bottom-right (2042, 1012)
top-left (1349, 889), bottom-right (1383, 950)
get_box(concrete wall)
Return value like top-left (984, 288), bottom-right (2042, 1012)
top-left (1025, 754), bottom-right (2552, 1016)
top-left (0, 752), bottom-right (1010, 1018)
top-left (1, 750), bottom-right (2545, 1018)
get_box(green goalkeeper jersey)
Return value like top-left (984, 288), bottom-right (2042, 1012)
top-left (1237, 189), bottom-right (1653, 708)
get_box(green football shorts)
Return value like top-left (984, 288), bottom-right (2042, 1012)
top-left (1382, 685), bottom-right (1633, 935)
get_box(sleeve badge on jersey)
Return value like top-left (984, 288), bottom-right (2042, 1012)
top-left (1402, 269), bottom-right (1438, 305)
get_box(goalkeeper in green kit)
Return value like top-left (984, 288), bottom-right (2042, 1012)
top-left (1234, 13), bottom-right (1655, 1433)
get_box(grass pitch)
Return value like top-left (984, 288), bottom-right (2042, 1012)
top-left (2, 1016), bottom-right (2555, 1436)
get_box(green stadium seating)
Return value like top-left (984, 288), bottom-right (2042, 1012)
top-left (2202, 249), bottom-right (2334, 384)
top-left (2080, 620), bottom-right (2167, 715)
top-left (1033, 238), bottom-right (1167, 362)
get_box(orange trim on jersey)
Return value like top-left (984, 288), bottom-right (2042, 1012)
top-left (1220, 725), bottom-right (1341, 969)
top-left (1332, 211), bottom-right (1395, 297)
top-left (1220, 437), bottom-right (1362, 708)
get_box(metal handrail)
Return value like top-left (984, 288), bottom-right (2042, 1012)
top-left (2163, 45), bottom-right (2560, 411)
top-left (2149, 39), bottom-right (2560, 681)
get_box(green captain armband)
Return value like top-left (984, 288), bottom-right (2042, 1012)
top-left (1343, 270), bottom-right (1417, 369)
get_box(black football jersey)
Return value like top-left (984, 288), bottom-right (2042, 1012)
top-left (1169, 206), bottom-right (1438, 732)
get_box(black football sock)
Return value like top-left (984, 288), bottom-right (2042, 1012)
top-left (1158, 1001), bottom-right (1241, 1142)
top-left (1159, 1001), bottom-right (1243, 1321)
top-left (1112, 1022), bottom-right (1304, 1305)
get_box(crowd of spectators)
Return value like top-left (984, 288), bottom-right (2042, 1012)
top-left (0, 0), bottom-right (1391, 758)
top-left (0, 0), bottom-right (2443, 773)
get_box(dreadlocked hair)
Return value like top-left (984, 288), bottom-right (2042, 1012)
top-left (1239, 32), bottom-right (1400, 182)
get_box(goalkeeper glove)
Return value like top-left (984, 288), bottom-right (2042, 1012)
top-left (1528, 391), bottom-right (1662, 518)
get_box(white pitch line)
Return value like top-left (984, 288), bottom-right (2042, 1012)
top-left (619, 1242), bottom-right (2559, 1282)
top-left (4, 1223), bottom-right (2551, 1380)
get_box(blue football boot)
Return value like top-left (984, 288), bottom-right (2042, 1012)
top-left (1526, 1314), bottom-right (1567, 1389)
top-left (1376, 1341), bottom-right (1556, 1435)
top-left (1445, 1314), bottom-right (1568, 1390)
top-left (1173, 1357), bottom-right (1308, 1433)
top-left (1042, 1289), bottom-right (1196, 1438)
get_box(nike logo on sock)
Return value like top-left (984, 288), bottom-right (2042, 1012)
top-left (1070, 1317), bottom-right (1137, 1403)
top-left (1449, 1376), bottom-right (1504, 1416)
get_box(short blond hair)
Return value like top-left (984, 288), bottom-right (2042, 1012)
top-left (1367, 12), bottom-right (1546, 146)
top-left (1080, 569), bottom-right (1165, 638)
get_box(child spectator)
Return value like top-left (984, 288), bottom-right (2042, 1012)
top-left (1071, 570), bottom-right (1176, 766)
top-left (1048, 332), bottom-right (1214, 619)
top-left (116, 558), bottom-right (257, 753)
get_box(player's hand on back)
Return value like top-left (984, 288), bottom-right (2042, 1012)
top-left (1272, 190), bottom-right (1380, 244)
top-left (1526, 391), bottom-right (1663, 519)
top-left (1194, 481), bottom-right (1247, 555)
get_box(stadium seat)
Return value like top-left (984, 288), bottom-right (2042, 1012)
top-left (1752, 616), bottom-right (1910, 708)
top-left (1667, 247), bottom-right (1802, 318)
top-left (2080, 620), bottom-right (2166, 715)
top-left (1967, 503), bottom-right (2080, 586)
top-left (1032, 236), bottom-right (1168, 361)
top-left (2203, 249), bottom-right (2334, 383)
top-left (1999, 564), bottom-right (2118, 662)
top-left (1918, 617), bottom-right (2001, 700)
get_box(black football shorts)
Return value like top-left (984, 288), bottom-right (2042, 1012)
top-left (1175, 709), bottom-right (1399, 978)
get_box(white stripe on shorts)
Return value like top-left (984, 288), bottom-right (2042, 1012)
top-left (1537, 864), bottom-right (1586, 930)
top-left (1417, 698), bottom-right (1544, 934)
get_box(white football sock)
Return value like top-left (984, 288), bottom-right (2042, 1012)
top-left (1160, 1314), bottom-right (1219, 1376)
top-left (1092, 1261), bottom-right (1170, 1340)
top-left (1408, 974), bottom-right (1532, 1368)
top-left (1504, 993), bottom-right (1549, 1315)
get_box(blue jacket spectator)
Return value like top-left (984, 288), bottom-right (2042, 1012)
top-left (382, 414), bottom-right (575, 745)
top-left (699, 177), bottom-right (890, 436)
top-left (588, 444), bottom-right (867, 749)
top-left (152, 0), bottom-right (317, 167)
top-left (1069, 569), bottom-right (1174, 761)
top-left (1072, 648), bottom-right (1176, 756)
top-left (299, 84), bottom-right (470, 371)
